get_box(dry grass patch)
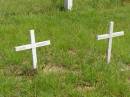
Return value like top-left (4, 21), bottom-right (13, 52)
top-left (76, 82), bottom-right (95, 93)
top-left (3, 65), bottom-right (23, 76)
top-left (121, 65), bottom-right (130, 71)
top-left (3, 65), bottom-right (37, 76)
top-left (43, 64), bottom-right (82, 76)
top-left (43, 64), bottom-right (68, 74)
top-left (68, 48), bottom-right (77, 56)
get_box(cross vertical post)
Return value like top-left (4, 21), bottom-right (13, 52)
top-left (64, 0), bottom-right (73, 10)
top-left (107, 22), bottom-right (114, 64)
top-left (30, 30), bottom-right (37, 69)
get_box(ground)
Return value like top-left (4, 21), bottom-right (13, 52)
top-left (0, 0), bottom-right (130, 97)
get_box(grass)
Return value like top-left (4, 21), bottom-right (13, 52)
top-left (0, 0), bottom-right (130, 97)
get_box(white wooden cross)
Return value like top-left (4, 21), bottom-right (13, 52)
top-left (64, 0), bottom-right (73, 10)
top-left (97, 21), bottom-right (124, 64)
top-left (15, 30), bottom-right (51, 69)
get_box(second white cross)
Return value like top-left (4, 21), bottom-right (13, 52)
top-left (97, 21), bottom-right (124, 64)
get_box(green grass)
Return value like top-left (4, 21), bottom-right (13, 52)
top-left (0, 0), bottom-right (130, 97)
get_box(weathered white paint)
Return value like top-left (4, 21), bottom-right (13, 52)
top-left (97, 31), bottom-right (124, 40)
top-left (64, 0), bottom-right (73, 10)
top-left (15, 30), bottom-right (51, 69)
top-left (30, 30), bottom-right (37, 69)
top-left (16, 41), bottom-right (50, 51)
top-left (97, 21), bottom-right (124, 64)
top-left (107, 22), bottom-right (113, 64)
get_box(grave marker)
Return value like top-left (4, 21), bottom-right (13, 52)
top-left (15, 30), bottom-right (51, 69)
top-left (97, 21), bottom-right (124, 64)
top-left (64, 0), bottom-right (73, 10)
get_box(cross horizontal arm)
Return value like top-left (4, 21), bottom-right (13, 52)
top-left (15, 40), bottom-right (51, 52)
top-left (36, 40), bottom-right (51, 47)
top-left (15, 44), bottom-right (32, 51)
top-left (97, 31), bottom-right (124, 40)
top-left (112, 31), bottom-right (124, 37)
